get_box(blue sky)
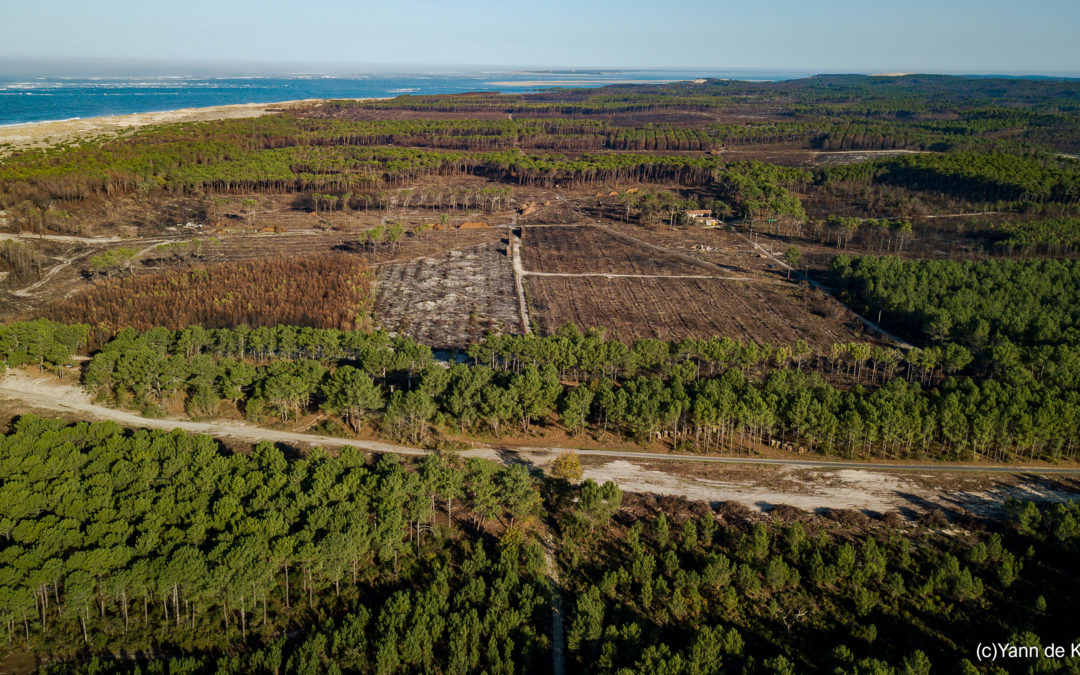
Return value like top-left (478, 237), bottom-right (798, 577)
top-left (3, 0), bottom-right (1078, 74)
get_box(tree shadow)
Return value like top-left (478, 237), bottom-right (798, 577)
top-left (935, 475), bottom-right (1080, 521)
top-left (492, 447), bottom-right (540, 473)
top-left (332, 241), bottom-right (366, 254)
top-left (271, 441), bottom-right (308, 461)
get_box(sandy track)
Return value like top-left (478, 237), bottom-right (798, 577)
top-left (1, 371), bottom-right (1077, 517)
top-left (0, 232), bottom-right (126, 245)
top-left (542, 534), bottom-right (566, 675)
top-left (925, 212), bottom-right (1004, 219)
top-left (811, 149), bottom-right (924, 156)
top-left (523, 271), bottom-right (772, 282)
top-left (0, 370), bottom-right (418, 455)
top-left (510, 229), bottom-right (532, 333)
top-left (735, 230), bottom-right (914, 348)
top-left (12, 248), bottom-right (97, 298)
top-left (808, 149), bottom-right (927, 166)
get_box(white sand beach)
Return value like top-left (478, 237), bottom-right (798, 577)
top-left (0, 99), bottom-right (321, 155)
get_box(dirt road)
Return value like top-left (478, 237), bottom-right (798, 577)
top-left (510, 228), bottom-right (532, 333)
top-left (925, 212), bottom-right (1003, 219)
top-left (2, 371), bottom-right (1077, 517)
top-left (542, 535), bottom-right (566, 675)
top-left (0, 370), bottom-right (417, 456)
top-left (733, 230), bottom-right (915, 349)
top-left (0, 232), bottom-right (126, 245)
top-left (522, 271), bottom-right (772, 283)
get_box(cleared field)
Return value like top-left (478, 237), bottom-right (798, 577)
top-left (151, 225), bottom-right (503, 268)
top-left (520, 225), bottom-right (717, 275)
top-left (601, 222), bottom-right (775, 273)
top-left (0, 227), bottom-right (505, 324)
top-left (519, 221), bottom-right (869, 346)
top-left (526, 275), bottom-right (866, 345)
top-left (374, 242), bottom-right (520, 349)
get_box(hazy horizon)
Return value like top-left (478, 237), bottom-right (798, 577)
top-left (1, 58), bottom-right (1077, 81)
top-left (4, 0), bottom-right (1079, 75)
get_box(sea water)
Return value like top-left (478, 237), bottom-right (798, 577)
top-left (0, 69), bottom-right (810, 126)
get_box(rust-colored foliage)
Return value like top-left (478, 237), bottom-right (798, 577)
top-left (48, 254), bottom-right (372, 333)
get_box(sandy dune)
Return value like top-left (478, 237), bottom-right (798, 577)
top-left (0, 99), bottom-right (319, 155)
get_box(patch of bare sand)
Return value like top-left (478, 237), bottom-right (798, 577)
top-left (374, 241), bottom-right (519, 348)
top-left (585, 461), bottom-right (909, 513)
top-left (583, 460), bottom-right (1080, 518)
top-left (939, 479), bottom-right (1080, 518)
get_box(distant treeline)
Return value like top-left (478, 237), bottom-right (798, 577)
top-left (1, 138), bottom-right (730, 203)
top-left (4, 74), bottom-right (1080, 234)
top-left (818, 152), bottom-right (1080, 205)
top-left (340, 74), bottom-right (1080, 117)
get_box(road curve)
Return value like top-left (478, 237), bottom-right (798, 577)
top-left (2, 371), bottom-right (1079, 475)
top-left (0, 371), bottom-right (424, 456)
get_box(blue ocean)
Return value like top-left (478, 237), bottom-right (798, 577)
top-left (0, 68), bottom-right (810, 126)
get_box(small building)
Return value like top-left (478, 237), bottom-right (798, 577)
top-left (685, 209), bottom-right (719, 227)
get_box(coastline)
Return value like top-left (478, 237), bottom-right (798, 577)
top-left (0, 98), bottom-right (375, 156)
top-left (484, 78), bottom-right (680, 87)
top-left (0, 117), bottom-right (84, 129)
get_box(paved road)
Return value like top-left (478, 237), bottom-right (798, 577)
top-left (3, 372), bottom-right (1079, 475)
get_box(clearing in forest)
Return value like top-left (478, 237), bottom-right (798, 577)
top-left (519, 224), bottom-right (867, 345)
top-left (374, 242), bottom-right (520, 348)
top-left (520, 225), bottom-right (717, 276)
top-left (525, 275), bottom-right (864, 345)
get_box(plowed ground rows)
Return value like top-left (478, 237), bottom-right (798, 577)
top-left (602, 222), bottom-right (773, 273)
top-left (526, 275), bottom-right (865, 346)
top-left (520, 225), bottom-right (711, 275)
